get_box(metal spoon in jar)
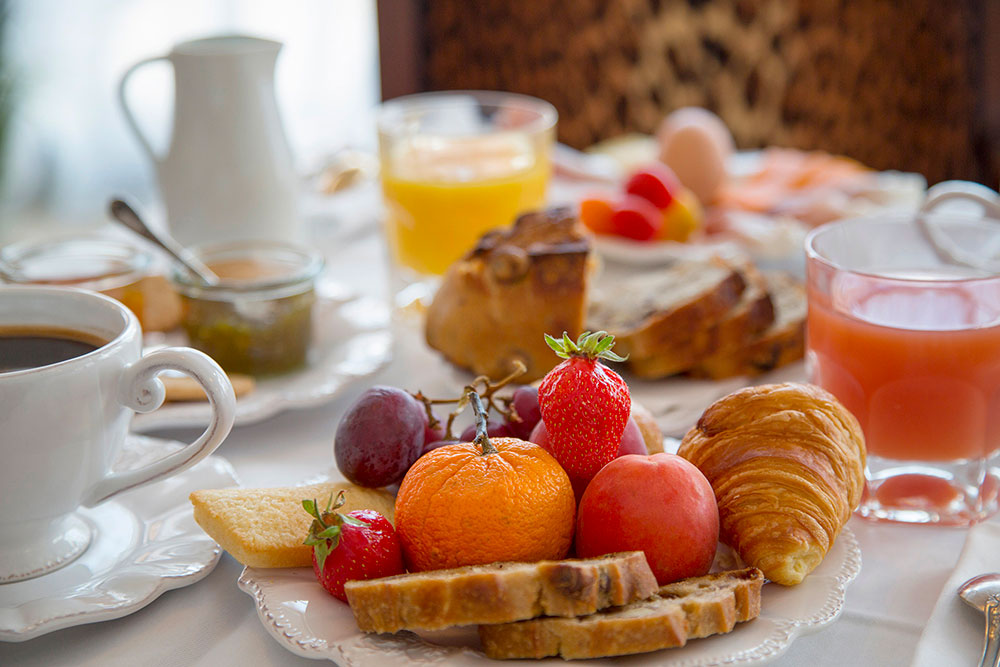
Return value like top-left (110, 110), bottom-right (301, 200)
top-left (108, 198), bottom-right (220, 286)
top-left (959, 573), bottom-right (1000, 667)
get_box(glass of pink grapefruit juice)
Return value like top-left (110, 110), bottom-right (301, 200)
top-left (806, 212), bottom-right (1000, 525)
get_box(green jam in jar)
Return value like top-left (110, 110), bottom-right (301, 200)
top-left (171, 242), bottom-right (324, 376)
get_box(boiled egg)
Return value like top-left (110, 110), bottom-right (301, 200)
top-left (656, 108), bottom-right (734, 205)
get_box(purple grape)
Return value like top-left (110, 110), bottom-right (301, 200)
top-left (421, 438), bottom-right (460, 456)
top-left (459, 420), bottom-right (511, 442)
top-left (422, 410), bottom-right (444, 448)
top-left (506, 386), bottom-right (541, 439)
top-left (335, 386), bottom-right (426, 487)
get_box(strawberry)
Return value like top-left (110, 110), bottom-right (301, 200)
top-left (538, 331), bottom-right (631, 497)
top-left (624, 164), bottom-right (681, 209)
top-left (303, 491), bottom-right (404, 601)
top-left (610, 195), bottom-right (662, 241)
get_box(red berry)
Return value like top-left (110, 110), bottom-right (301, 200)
top-left (304, 493), bottom-right (405, 602)
top-left (624, 165), bottom-right (680, 209)
top-left (611, 196), bottom-right (663, 241)
top-left (538, 332), bottom-right (631, 488)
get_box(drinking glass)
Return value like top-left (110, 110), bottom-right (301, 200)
top-left (377, 91), bottom-right (556, 308)
top-left (805, 189), bottom-right (1000, 525)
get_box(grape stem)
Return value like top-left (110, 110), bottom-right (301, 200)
top-left (410, 360), bottom-right (527, 440)
top-left (467, 390), bottom-right (497, 456)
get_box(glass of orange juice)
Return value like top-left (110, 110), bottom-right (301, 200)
top-left (806, 190), bottom-right (1000, 525)
top-left (377, 91), bottom-right (556, 306)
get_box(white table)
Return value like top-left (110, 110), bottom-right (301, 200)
top-left (0, 199), bottom-right (974, 667)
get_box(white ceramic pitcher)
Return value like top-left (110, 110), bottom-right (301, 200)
top-left (119, 35), bottom-right (300, 245)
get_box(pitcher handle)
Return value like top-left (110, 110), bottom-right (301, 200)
top-left (81, 347), bottom-right (236, 507)
top-left (117, 56), bottom-right (171, 165)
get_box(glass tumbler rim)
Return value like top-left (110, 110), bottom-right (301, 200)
top-left (376, 89), bottom-right (557, 138)
top-left (805, 212), bottom-right (1000, 284)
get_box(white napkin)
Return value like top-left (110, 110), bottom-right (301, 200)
top-left (912, 521), bottom-right (1000, 666)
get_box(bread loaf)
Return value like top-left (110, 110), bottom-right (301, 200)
top-left (688, 272), bottom-right (805, 379)
top-left (587, 257), bottom-right (746, 372)
top-left (478, 567), bottom-right (764, 660)
top-left (425, 208), bottom-right (593, 383)
top-left (625, 259), bottom-right (775, 379)
top-left (344, 551), bottom-right (658, 633)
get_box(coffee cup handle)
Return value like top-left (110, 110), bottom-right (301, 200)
top-left (81, 348), bottom-right (236, 507)
top-left (118, 55), bottom-right (171, 165)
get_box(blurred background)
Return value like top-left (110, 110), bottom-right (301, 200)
top-left (0, 0), bottom-right (996, 235)
top-left (0, 0), bottom-right (378, 231)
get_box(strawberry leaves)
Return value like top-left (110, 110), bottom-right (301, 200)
top-left (544, 330), bottom-right (628, 363)
top-left (303, 491), bottom-right (369, 570)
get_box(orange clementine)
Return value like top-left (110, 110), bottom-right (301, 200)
top-left (394, 436), bottom-right (576, 571)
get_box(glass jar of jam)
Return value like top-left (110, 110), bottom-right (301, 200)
top-left (0, 234), bottom-right (181, 331)
top-left (169, 241), bottom-right (324, 375)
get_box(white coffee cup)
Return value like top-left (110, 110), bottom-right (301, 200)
top-left (0, 286), bottom-right (236, 583)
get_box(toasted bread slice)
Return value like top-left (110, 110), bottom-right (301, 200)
top-left (688, 272), bottom-right (805, 379)
top-left (189, 482), bottom-right (396, 568)
top-left (587, 257), bottom-right (745, 374)
top-left (625, 260), bottom-right (775, 379)
top-left (478, 567), bottom-right (763, 660)
top-left (344, 552), bottom-right (658, 633)
top-left (425, 208), bottom-right (593, 383)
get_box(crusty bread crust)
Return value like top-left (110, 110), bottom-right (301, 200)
top-left (688, 272), bottom-right (805, 380)
top-left (425, 208), bottom-right (593, 383)
top-left (344, 552), bottom-right (658, 633)
top-left (478, 567), bottom-right (764, 660)
top-left (624, 259), bottom-right (775, 380)
top-left (189, 482), bottom-right (396, 568)
top-left (588, 258), bottom-right (746, 366)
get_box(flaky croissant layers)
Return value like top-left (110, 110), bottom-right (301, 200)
top-left (678, 383), bottom-right (865, 585)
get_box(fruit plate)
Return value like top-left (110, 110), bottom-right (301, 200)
top-left (237, 526), bottom-right (862, 666)
top-left (132, 285), bottom-right (392, 432)
top-left (0, 434), bottom-right (239, 641)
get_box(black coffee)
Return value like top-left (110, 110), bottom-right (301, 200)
top-left (0, 326), bottom-right (107, 372)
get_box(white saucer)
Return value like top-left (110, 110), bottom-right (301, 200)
top-left (238, 527), bottom-right (861, 665)
top-left (133, 285), bottom-right (392, 432)
top-left (0, 435), bottom-right (239, 642)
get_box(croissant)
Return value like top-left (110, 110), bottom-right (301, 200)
top-left (677, 383), bottom-right (865, 585)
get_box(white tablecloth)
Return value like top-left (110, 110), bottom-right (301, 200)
top-left (0, 200), bottom-right (980, 666)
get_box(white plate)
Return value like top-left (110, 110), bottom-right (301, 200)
top-left (0, 434), bottom-right (239, 642)
top-left (237, 526), bottom-right (862, 666)
top-left (132, 287), bottom-right (392, 432)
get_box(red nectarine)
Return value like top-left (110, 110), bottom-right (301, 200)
top-left (575, 453), bottom-right (719, 584)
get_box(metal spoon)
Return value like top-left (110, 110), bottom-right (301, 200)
top-left (959, 573), bottom-right (1000, 667)
top-left (108, 198), bottom-right (219, 286)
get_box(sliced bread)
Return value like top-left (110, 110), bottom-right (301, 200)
top-left (587, 257), bottom-right (746, 371)
top-left (478, 567), bottom-right (764, 660)
top-left (189, 482), bottom-right (396, 568)
top-left (626, 260), bottom-right (775, 379)
top-left (344, 551), bottom-right (658, 633)
top-left (687, 272), bottom-right (805, 380)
